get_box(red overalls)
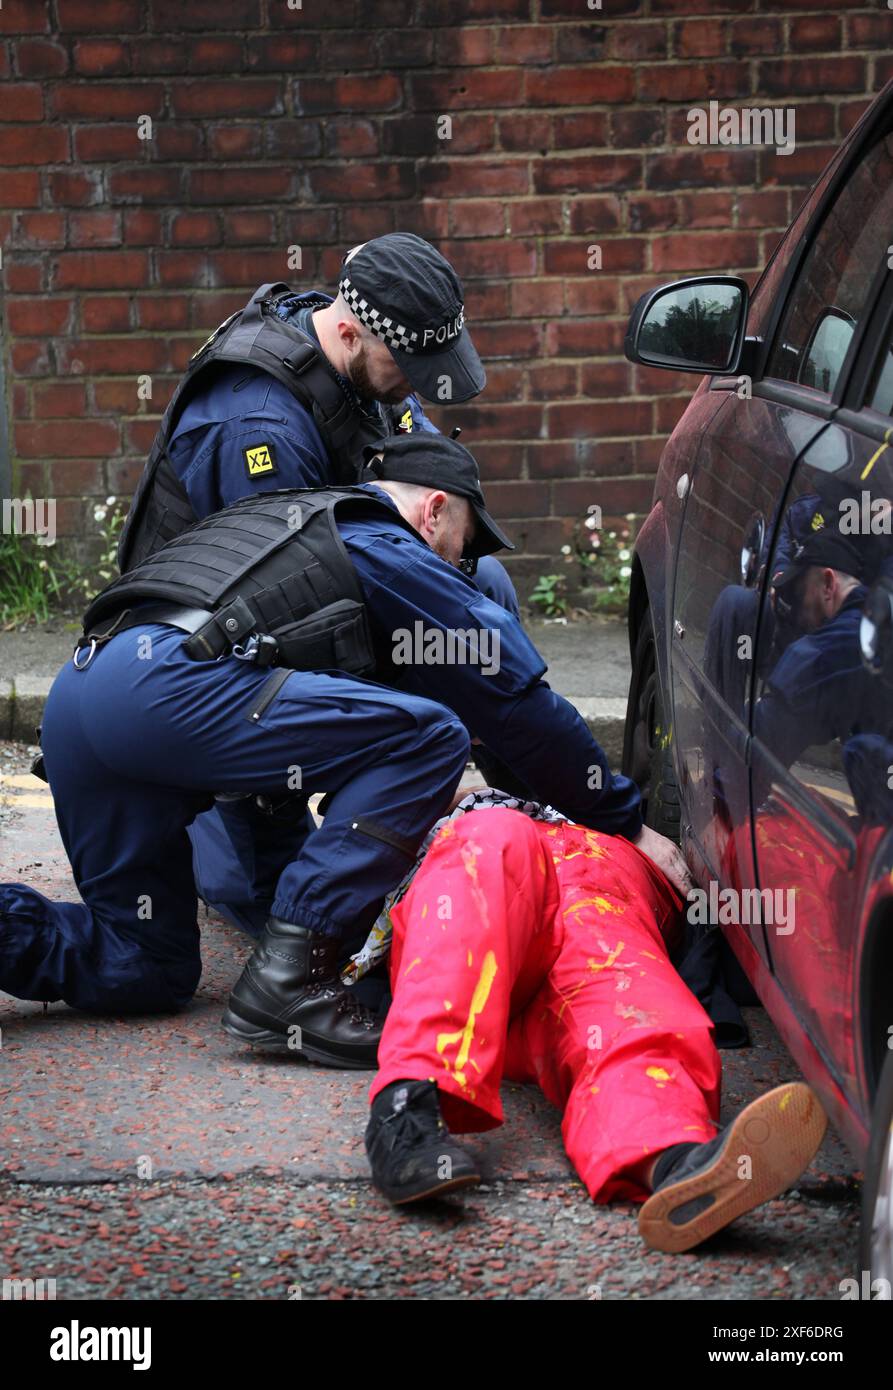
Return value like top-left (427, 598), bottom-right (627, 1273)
top-left (371, 809), bottom-right (722, 1202)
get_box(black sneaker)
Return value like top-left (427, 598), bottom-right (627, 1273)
top-left (638, 1082), bottom-right (827, 1253)
top-left (365, 1079), bottom-right (482, 1205)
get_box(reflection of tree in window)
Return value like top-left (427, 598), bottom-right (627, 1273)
top-left (640, 295), bottom-right (739, 367)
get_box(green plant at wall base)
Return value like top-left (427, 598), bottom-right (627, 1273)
top-left (0, 531), bottom-right (65, 627)
top-left (0, 497), bottom-right (126, 627)
top-left (64, 497), bottom-right (127, 603)
top-left (529, 572), bottom-right (568, 618)
top-left (566, 510), bottom-right (638, 616)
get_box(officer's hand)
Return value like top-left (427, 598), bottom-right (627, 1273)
top-left (448, 782), bottom-right (487, 812)
top-left (631, 824), bottom-right (694, 899)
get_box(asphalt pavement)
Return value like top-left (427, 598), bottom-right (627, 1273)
top-left (0, 614), bottom-right (863, 1300)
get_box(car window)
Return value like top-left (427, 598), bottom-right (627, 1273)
top-left (765, 129), bottom-right (893, 397)
top-left (864, 316), bottom-right (893, 416)
top-left (746, 185), bottom-right (829, 342)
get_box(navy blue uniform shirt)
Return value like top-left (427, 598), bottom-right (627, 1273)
top-left (339, 485), bottom-right (643, 838)
top-left (168, 291), bottom-right (436, 516)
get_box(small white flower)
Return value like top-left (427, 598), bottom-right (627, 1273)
top-left (625, 512), bottom-right (636, 521)
top-left (93, 507), bottom-right (107, 523)
top-left (618, 549), bottom-right (631, 562)
top-left (608, 531), bottom-right (616, 539)
top-left (560, 544), bottom-right (572, 555)
top-left (620, 566), bottom-right (632, 579)
top-left (106, 496), bottom-right (116, 506)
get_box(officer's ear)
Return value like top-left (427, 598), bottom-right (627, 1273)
top-left (422, 489), bottom-right (450, 533)
top-left (336, 315), bottom-right (364, 354)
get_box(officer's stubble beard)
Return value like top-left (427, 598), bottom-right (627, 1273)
top-left (347, 339), bottom-right (412, 406)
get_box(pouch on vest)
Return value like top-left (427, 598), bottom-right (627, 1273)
top-left (274, 598), bottom-right (374, 677)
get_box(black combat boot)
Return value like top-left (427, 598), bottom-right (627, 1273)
top-left (221, 918), bottom-right (381, 1069)
top-left (365, 1079), bottom-right (482, 1204)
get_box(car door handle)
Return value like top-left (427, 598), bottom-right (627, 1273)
top-left (740, 513), bottom-right (766, 588)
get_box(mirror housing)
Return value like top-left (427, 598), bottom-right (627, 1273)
top-left (625, 275), bottom-right (750, 376)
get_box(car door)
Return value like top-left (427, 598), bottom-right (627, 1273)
top-left (749, 125), bottom-right (893, 1094)
top-left (671, 104), bottom-right (893, 977)
top-left (669, 273), bottom-right (832, 962)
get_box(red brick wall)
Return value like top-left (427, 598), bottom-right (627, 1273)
top-left (1, 0), bottom-right (891, 593)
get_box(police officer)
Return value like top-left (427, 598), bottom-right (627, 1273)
top-left (119, 230), bottom-right (516, 614)
top-left (0, 436), bottom-right (685, 1068)
top-left (119, 232), bottom-right (518, 934)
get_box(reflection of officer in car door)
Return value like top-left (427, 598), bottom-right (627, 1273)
top-left (755, 527), bottom-right (893, 811)
top-left (703, 485), bottom-right (855, 722)
top-left (117, 233), bottom-right (519, 935)
top-left (0, 437), bottom-right (669, 1070)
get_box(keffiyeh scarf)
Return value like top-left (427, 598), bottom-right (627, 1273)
top-left (342, 788), bottom-right (567, 983)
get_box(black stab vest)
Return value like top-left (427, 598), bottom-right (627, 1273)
top-left (88, 487), bottom-right (419, 679)
top-left (117, 284), bottom-right (394, 573)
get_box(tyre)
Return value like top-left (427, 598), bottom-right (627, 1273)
top-left (622, 607), bottom-right (681, 843)
top-left (859, 1048), bottom-right (893, 1296)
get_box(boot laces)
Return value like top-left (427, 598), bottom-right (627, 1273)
top-left (335, 985), bottom-right (377, 1029)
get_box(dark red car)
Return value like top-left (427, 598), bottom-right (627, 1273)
top-left (622, 81), bottom-right (893, 1290)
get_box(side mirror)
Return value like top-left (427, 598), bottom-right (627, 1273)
top-left (798, 306), bottom-right (856, 393)
top-left (625, 275), bottom-right (749, 375)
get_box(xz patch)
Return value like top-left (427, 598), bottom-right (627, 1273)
top-left (244, 442), bottom-right (278, 478)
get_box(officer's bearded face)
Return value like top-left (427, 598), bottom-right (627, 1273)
top-left (348, 336), bottom-right (413, 406)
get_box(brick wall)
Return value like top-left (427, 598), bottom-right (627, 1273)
top-left (1, 0), bottom-right (891, 595)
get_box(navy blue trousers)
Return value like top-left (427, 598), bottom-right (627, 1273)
top-left (189, 555), bottom-right (519, 934)
top-left (0, 625), bottom-right (469, 1012)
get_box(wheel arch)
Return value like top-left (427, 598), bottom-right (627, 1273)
top-left (859, 895), bottom-right (893, 1104)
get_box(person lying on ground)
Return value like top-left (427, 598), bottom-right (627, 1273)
top-left (362, 789), bottom-right (827, 1253)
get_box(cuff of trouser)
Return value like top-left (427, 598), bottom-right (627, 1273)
top-left (269, 897), bottom-right (343, 938)
top-left (370, 1065), bottom-right (505, 1134)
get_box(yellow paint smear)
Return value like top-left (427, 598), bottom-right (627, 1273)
top-left (436, 949), bottom-right (498, 1087)
top-left (861, 427), bottom-right (892, 480)
top-left (588, 941), bottom-right (625, 973)
top-left (564, 896), bottom-right (623, 918)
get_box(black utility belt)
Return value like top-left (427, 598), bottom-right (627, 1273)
top-left (74, 596), bottom-right (267, 669)
top-left (74, 595), bottom-right (376, 677)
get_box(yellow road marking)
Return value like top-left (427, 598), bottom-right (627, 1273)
top-left (0, 773), bottom-right (49, 791)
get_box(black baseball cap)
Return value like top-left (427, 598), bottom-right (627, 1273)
top-left (772, 529), bottom-right (871, 589)
top-left (339, 233), bottom-right (486, 404)
top-left (362, 433), bottom-right (514, 559)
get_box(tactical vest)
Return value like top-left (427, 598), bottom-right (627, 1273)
top-left (117, 284), bottom-right (395, 573)
top-left (85, 487), bottom-right (419, 680)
